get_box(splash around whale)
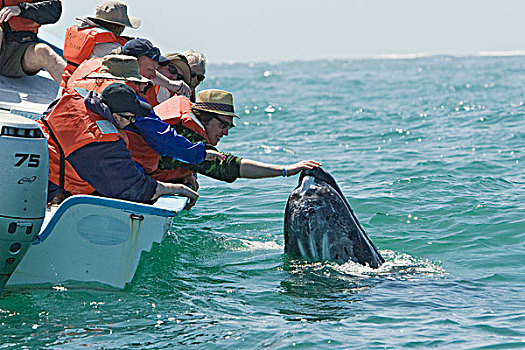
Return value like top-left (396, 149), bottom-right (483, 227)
top-left (284, 167), bottom-right (385, 268)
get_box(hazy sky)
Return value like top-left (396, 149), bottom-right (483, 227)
top-left (44, 0), bottom-right (525, 63)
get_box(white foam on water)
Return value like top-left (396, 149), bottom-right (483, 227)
top-left (372, 50), bottom-right (525, 61)
top-left (476, 50), bottom-right (525, 57)
top-left (232, 239), bottom-right (282, 251)
top-left (331, 249), bottom-right (446, 280)
top-left (288, 250), bottom-right (446, 281)
top-left (374, 52), bottom-right (437, 60)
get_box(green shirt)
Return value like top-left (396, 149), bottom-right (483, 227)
top-left (158, 124), bottom-right (242, 183)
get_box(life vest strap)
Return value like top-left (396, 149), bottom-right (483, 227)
top-left (40, 117), bottom-right (65, 192)
top-left (66, 60), bottom-right (80, 68)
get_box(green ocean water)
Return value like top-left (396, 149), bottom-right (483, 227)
top-left (1, 55), bottom-right (524, 349)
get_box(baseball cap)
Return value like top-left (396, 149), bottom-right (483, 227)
top-left (100, 83), bottom-right (152, 117)
top-left (121, 38), bottom-right (170, 66)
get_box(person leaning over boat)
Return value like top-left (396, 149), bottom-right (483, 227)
top-left (155, 90), bottom-right (322, 190)
top-left (115, 38), bottom-right (191, 106)
top-left (182, 49), bottom-right (206, 102)
top-left (38, 83), bottom-right (199, 206)
top-left (0, 0), bottom-right (65, 84)
top-left (65, 54), bottom-right (224, 183)
top-left (154, 53), bottom-right (192, 104)
top-left (61, 0), bottom-right (139, 86)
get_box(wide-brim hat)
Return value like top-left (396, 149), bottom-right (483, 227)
top-left (87, 54), bottom-right (150, 83)
top-left (88, 0), bottom-right (141, 29)
top-left (164, 53), bottom-right (191, 86)
top-left (193, 89), bottom-right (238, 118)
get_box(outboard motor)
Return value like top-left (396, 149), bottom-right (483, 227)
top-left (0, 111), bottom-right (48, 292)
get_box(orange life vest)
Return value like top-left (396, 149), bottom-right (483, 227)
top-left (38, 88), bottom-right (126, 195)
top-left (156, 95), bottom-right (211, 143)
top-left (63, 69), bottom-right (194, 184)
top-left (63, 25), bottom-right (128, 71)
top-left (64, 57), bottom-right (104, 90)
top-left (126, 95), bottom-right (210, 183)
top-left (65, 69), bottom-right (162, 179)
top-left (0, 0), bottom-right (40, 33)
top-left (139, 83), bottom-right (161, 108)
top-left (60, 25), bottom-right (128, 87)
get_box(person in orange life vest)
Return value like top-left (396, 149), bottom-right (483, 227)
top-left (67, 54), bottom-right (149, 93)
top-left (154, 53), bottom-right (192, 104)
top-left (182, 49), bottom-right (206, 102)
top-left (119, 38), bottom-right (191, 107)
top-left (66, 54), bottom-right (224, 185)
top-left (61, 0), bottom-right (139, 86)
top-left (0, 0), bottom-right (65, 83)
top-left (41, 83), bottom-right (199, 207)
top-left (157, 89), bottom-right (322, 191)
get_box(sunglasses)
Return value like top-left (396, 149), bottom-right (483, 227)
top-left (213, 115), bottom-right (235, 130)
top-left (117, 112), bottom-right (136, 124)
top-left (167, 65), bottom-right (185, 81)
top-left (191, 71), bottom-right (205, 82)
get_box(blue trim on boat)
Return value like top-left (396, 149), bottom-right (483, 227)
top-left (34, 195), bottom-right (187, 244)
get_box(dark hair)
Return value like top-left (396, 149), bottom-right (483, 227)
top-left (101, 83), bottom-right (151, 117)
top-left (192, 108), bottom-right (215, 124)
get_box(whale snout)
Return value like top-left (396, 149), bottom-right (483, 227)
top-left (284, 169), bottom-right (384, 268)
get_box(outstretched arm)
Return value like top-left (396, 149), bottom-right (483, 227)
top-left (239, 159), bottom-right (322, 179)
top-left (153, 71), bottom-right (191, 96)
top-left (132, 113), bottom-right (207, 164)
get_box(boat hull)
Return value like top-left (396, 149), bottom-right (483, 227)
top-left (7, 195), bottom-right (187, 289)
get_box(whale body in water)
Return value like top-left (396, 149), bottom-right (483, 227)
top-left (284, 167), bottom-right (384, 268)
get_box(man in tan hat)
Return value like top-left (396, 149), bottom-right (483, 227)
top-left (67, 54), bottom-right (150, 92)
top-left (0, 0), bottom-right (65, 84)
top-left (61, 0), bottom-right (140, 85)
top-left (156, 89), bottom-right (321, 189)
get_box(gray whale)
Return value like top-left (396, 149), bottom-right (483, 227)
top-left (284, 167), bottom-right (384, 268)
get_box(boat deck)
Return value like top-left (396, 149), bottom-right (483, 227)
top-left (0, 72), bottom-right (58, 117)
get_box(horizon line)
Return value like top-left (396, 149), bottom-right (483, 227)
top-left (212, 50), bottom-right (525, 65)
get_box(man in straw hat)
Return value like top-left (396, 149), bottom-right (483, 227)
top-left (156, 89), bottom-right (321, 189)
top-left (65, 54), bottom-right (224, 185)
top-left (39, 83), bottom-right (199, 207)
top-left (61, 0), bottom-right (140, 85)
top-left (0, 0), bottom-right (65, 84)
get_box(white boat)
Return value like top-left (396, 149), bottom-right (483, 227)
top-left (0, 69), bottom-right (187, 291)
top-left (7, 194), bottom-right (187, 289)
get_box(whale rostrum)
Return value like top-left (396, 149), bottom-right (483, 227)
top-left (284, 167), bottom-right (384, 268)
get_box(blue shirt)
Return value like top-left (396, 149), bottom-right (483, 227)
top-left (47, 91), bottom-right (157, 203)
top-left (127, 106), bottom-right (206, 165)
